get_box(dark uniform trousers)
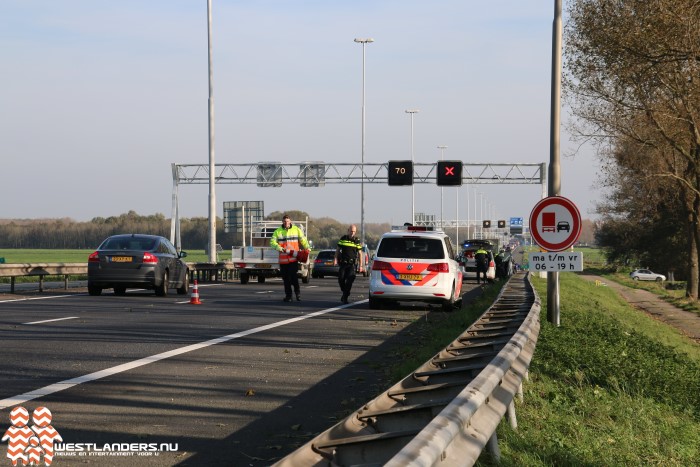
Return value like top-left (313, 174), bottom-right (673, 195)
top-left (281, 262), bottom-right (300, 298)
top-left (338, 262), bottom-right (356, 297)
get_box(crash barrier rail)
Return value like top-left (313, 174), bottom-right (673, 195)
top-left (275, 271), bottom-right (541, 466)
top-left (0, 262), bottom-right (238, 293)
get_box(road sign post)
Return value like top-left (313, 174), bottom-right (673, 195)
top-left (529, 196), bottom-right (582, 327)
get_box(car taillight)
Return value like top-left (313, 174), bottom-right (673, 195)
top-left (372, 260), bottom-right (391, 271)
top-left (88, 251), bottom-right (100, 263)
top-left (234, 262), bottom-right (246, 268)
top-left (143, 252), bottom-right (158, 263)
top-left (427, 263), bottom-right (449, 273)
top-left (314, 259), bottom-right (322, 264)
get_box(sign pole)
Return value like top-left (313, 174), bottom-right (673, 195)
top-left (548, 0), bottom-right (563, 326)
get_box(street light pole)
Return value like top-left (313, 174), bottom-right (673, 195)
top-left (405, 109), bottom-right (419, 224)
top-left (437, 145), bottom-right (447, 229)
top-left (206, 0), bottom-right (217, 263)
top-left (354, 38), bottom-right (373, 248)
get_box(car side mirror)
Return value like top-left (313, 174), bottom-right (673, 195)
top-left (179, 251), bottom-right (188, 258)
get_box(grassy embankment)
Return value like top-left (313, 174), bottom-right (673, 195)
top-left (388, 250), bottom-right (700, 465)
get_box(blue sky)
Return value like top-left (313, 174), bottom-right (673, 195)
top-left (1, 1), bottom-right (599, 225)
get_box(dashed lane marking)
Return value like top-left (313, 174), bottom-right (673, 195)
top-left (0, 299), bottom-right (368, 410)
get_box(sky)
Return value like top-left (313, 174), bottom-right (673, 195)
top-left (1, 1), bottom-right (601, 226)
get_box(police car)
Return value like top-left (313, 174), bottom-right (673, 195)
top-left (369, 226), bottom-right (463, 311)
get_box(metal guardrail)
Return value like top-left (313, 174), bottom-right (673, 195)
top-left (275, 272), bottom-right (540, 466)
top-left (0, 262), bottom-right (237, 293)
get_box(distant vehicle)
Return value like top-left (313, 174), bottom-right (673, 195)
top-left (87, 234), bottom-right (189, 296)
top-left (458, 239), bottom-right (497, 282)
top-left (557, 221), bottom-right (570, 232)
top-left (630, 269), bottom-right (666, 282)
top-left (357, 245), bottom-right (371, 277)
top-left (312, 250), bottom-right (339, 278)
top-left (369, 226), bottom-right (462, 311)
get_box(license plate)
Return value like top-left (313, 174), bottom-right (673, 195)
top-left (398, 274), bottom-right (422, 281)
top-left (255, 263), bottom-right (272, 268)
top-left (111, 256), bottom-right (132, 263)
top-left (324, 261), bottom-right (334, 265)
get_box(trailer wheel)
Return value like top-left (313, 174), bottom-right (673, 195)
top-left (257, 276), bottom-right (266, 283)
top-left (240, 273), bottom-right (250, 285)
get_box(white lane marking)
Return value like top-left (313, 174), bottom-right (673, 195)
top-left (0, 284), bottom-right (224, 304)
top-left (0, 299), bottom-right (368, 410)
top-left (0, 295), bottom-right (85, 304)
top-left (24, 317), bottom-right (79, 325)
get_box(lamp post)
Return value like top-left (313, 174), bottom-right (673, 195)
top-left (405, 109), bottom-right (419, 224)
top-left (354, 38), bottom-right (373, 248)
top-left (437, 145), bottom-right (447, 229)
top-left (206, 0), bottom-right (217, 263)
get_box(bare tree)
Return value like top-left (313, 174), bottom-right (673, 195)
top-left (565, 0), bottom-right (700, 298)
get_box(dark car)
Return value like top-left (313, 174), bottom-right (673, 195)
top-left (312, 249), bottom-right (339, 278)
top-left (87, 234), bottom-right (189, 296)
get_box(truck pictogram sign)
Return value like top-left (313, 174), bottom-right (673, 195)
top-left (529, 196), bottom-right (581, 252)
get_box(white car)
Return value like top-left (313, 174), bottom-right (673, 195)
top-left (369, 226), bottom-right (463, 311)
top-left (630, 269), bottom-right (666, 282)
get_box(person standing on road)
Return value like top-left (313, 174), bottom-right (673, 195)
top-left (335, 224), bottom-right (364, 304)
top-left (475, 247), bottom-right (489, 284)
top-left (270, 214), bottom-right (310, 302)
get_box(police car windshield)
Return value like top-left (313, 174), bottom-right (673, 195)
top-left (377, 237), bottom-right (444, 259)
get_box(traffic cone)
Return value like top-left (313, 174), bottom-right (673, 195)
top-left (190, 280), bottom-right (202, 305)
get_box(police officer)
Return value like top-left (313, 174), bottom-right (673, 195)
top-left (270, 214), bottom-right (310, 302)
top-left (474, 247), bottom-right (489, 284)
top-left (335, 224), bottom-right (364, 304)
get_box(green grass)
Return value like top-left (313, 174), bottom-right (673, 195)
top-left (379, 272), bottom-right (700, 465)
top-left (480, 273), bottom-right (700, 466)
top-left (0, 248), bottom-right (232, 264)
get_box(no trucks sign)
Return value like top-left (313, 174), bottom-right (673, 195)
top-left (529, 196), bottom-right (582, 252)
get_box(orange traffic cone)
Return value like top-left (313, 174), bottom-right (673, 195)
top-left (190, 280), bottom-right (202, 305)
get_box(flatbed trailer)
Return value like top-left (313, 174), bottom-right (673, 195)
top-left (231, 220), bottom-right (310, 284)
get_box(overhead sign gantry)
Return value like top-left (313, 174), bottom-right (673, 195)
top-left (170, 161), bottom-right (546, 249)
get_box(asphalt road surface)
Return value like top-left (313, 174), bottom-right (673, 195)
top-left (0, 276), bottom-right (483, 466)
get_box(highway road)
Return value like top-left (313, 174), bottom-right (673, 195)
top-left (0, 276), bottom-right (484, 466)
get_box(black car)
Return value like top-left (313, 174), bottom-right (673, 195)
top-left (87, 234), bottom-right (189, 296)
top-left (311, 249), bottom-right (339, 278)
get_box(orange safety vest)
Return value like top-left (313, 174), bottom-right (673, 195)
top-left (270, 224), bottom-right (309, 264)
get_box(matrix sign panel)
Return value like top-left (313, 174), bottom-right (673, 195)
top-left (388, 160), bottom-right (413, 186)
top-left (436, 160), bottom-right (463, 186)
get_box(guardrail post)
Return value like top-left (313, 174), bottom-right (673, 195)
top-left (39, 275), bottom-right (44, 292)
top-left (487, 432), bottom-right (501, 461)
top-left (11, 277), bottom-right (15, 293)
top-left (517, 381), bottom-right (524, 403)
top-left (507, 400), bottom-right (518, 429)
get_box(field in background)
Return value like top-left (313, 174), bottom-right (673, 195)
top-left (0, 249), bottom-right (232, 264)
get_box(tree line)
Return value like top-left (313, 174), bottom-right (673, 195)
top-left (564, 0), bottom-right (699, 297)
top-left (0, 210), bottom-right (597, 253)
top-left (0, 210), bottom-right (392, 251)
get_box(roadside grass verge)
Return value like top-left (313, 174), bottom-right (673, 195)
top-left (478, 273), bottom-right (700, 466)
top-left (388, 281), bottom-right (507, 382)
top-left (382, 270), bottom-right (700, 465)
